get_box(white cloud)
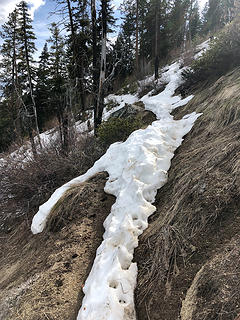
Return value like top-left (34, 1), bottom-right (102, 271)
top-left (0, 0), bottom-right (45, 24)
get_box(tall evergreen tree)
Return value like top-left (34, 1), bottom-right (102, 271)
top-left (0, 9), bottom-right (20, 143)
top-left (47, 23), bottom-right (69, 152)
top-left (94, 0), bottom-right (107, 132)
top-left (118, 0), bottom-right (136, 77)
top-left (17, 0), bottom-right (41, 152)
top-left (202, 0), bottom-right (237, 33)
top-left (35, 43), bottom-right (52, 131)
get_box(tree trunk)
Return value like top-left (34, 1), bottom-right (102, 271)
top-left (10, 10), bottom-right (22, 143)
top-left (22, 6), bottom-right (41, 152)
top-left (91, 0), bottom-right (98, 129)
top-left (136, 0), bottom-right (139, 75)
top-left (94, 0), bottom-right (107, 134)
top-left (66, 0), bottom-right (86, 111)
top-left (154, 0), bottom-right (160, 80)
top-left (188, 0), bottom-right (193, 49)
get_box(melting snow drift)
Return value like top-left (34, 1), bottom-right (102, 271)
top-left (31, 61), bottom-right (201, 320)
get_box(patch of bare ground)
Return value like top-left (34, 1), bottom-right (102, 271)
top-left (0, 172), bottom-right (115, 320)
top-left (181, 235), bottom-right (240, 320)
top-left (135, 68), bottom-right (240, 319)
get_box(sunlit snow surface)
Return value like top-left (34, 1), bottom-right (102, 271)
top-left (194, 39), bottom-right (210, 59)
top-left (31, 61), bottom-right (201, 320)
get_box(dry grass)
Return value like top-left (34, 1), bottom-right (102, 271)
top-left (181, 235), bottom-right (240, 320)
top-left (0, 134), bottom-right (106, 233)
top-left (46, 173), bottom-right (109, 232)
top-left (135, 67), bottom-right (240, 320)
top-left (0, 173), bottom-right (115, 320)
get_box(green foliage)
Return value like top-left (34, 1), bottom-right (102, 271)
top-left (202, 0), bottom-right (238, 34)
top-left (183, 17), bottom-right (240, 84)
top-left (97, 116), bottom-right (143, 146)
top-left (105, 99), bottom-right (119, 111)
top-left (0, 101), bottom-right (16, 152)
top-left (117, 78), bottom-right (138, 95)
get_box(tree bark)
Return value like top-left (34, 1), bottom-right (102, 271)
top-left (94, 0), bottom-right (107, 133)
top-left (22, 5), bottom-right (41, 152)
top-left (136, 0), bottom-right (139, 75)
top-left (66, 0), bottom-right (86, 111)
top-left (188, 0), bottom-right (193, 49)
top-left (154, 0), bottom-right (160, 80)
top-left (11, 12), bottom-right (22, 142)
top-left (92, 0), bottom-right (98, 129)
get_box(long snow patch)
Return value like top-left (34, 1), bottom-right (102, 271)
top-left (31, 61), bottom-right (201, 320)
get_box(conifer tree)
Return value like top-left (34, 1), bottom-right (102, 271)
top-left (0, 9), bottom-right (20, 142)
top-left (94, 0), bottom-right (107, 132)
top-left (202, 0), bottom-right (237, 33)
top-left (94, 0), bottom-right (116, 132)
top-left (91, 0), bottom-right (98, 121)
top-left (17, 0), bottom-right (41, 152)
top-left (48, 23), bottom-right (68, 151)
top-left (35, 43), bottom-right (52, 130)
top-left (118, 0), bottom-right (136, 77)
top-left (67, 0), bottom-right (90, 112)
top-left (53, 0), bottom-right (91, 113)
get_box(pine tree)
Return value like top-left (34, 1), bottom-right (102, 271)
top-left (168, 0), bottom-right (188, 49)
top-left (17, 0), bottom-right (41, 152)
top-left (0, 100), bottom-right (16, 152)
top-left (0, 9), bottom-right (21, 143)
top-left (118, 0), bottom-right (136, 77)
top-left (67, 0), bottom-right (90, 112)
top-left (189, 1), bottom-right (202, 40)
top-left (202, 0), bottom-right (237, 34)
top-left (35, 43), bottom-right (52, 130)
top-left (93, 0), bottom-right (116, 132)
top-left (47, 23), bottom-right (70, 152)
top-left (94, 0), bottom-right (107, 132)
top-left (53, 0), bottom-right (91, 113)
top-left (91, 0), bottom-right (98, 122)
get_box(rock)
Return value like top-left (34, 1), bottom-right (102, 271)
top-left (109, 102), bottom-right (156, 126)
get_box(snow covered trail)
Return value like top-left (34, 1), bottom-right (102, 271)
top-left (31, 61), bottom-right (201, 320)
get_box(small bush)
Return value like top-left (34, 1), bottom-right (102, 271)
top-left (183, 17), bottom-right (240, 86)
top-left (97, 116), bottom-right (143, 146)
top-left (116, 76), bottom-right (138, 95)
top-left (106, 99), bottom-right (119, 112)
top-left (0, 134), bottom-right (106, 224)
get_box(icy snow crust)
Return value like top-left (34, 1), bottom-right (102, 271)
top-left (31, 61), bottom-right (201, 320)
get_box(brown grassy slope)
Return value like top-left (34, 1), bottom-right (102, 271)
top-left (181, 235), bottom-right (240, 320)
top-left (0, 104), bottom-right (156, 320)
top-left (135, 68), bottom-right (240, 320)
top-left (0, 173), bottom-right (115, 320)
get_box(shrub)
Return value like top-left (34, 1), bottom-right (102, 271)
top-left (183, 17), bottom-right (240, 85)
top-left (0, 134), bottom-right (106, 223)
top-left (105, 99), bottom-right (119, 112)
top-left (116, 76), bottom-right (138, 95)
top-left (97, 116), bottom-right (143, 146)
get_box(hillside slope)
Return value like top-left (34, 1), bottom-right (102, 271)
top-left (135, 67), bottom-right (240, 320)
top-left (0, 67), bottom-right (239, 320)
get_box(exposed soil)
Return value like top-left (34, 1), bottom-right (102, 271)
top-left (135, 68), bottom-right (240, 319)
top-left (0, 172), bottom-right (115, 320)
top-left (181, 235), bottom-right (240, 320)
top-left (1, 68), bottom-right (240, 320)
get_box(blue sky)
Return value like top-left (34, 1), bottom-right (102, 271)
top-left (31, 0), bottom-right (58, 56)
top-left (0, 0), bottom-right (208, 60)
